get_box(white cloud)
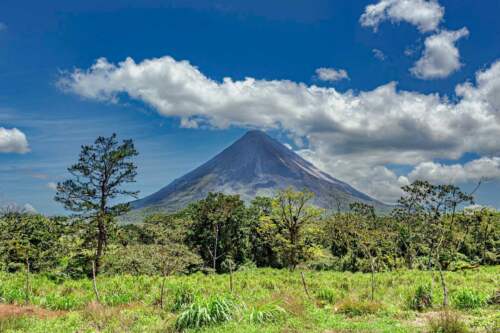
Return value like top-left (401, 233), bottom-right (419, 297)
top-left (0, 127), bottom-right (29, 153)
top-left (47, 182), bottom-right (58, 191)
top-left (408, 157), bottom-right (500, 184)
top-left (372, 48), bottom-right (386, 61)
top-left (360, 0), bottom-right (444, 33)
top-left (411, 28), bottom-right (469, 79)
top-left (59, 55), bottom-right (500, 202)
top-left (0, 202), bottom-right (37, 214)
top-left (315, 67), bottom-right (349, 82)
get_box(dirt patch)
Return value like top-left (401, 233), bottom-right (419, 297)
top-left (0, 303), bottom-right (64, 320)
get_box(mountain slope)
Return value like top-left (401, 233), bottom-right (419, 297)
top-left (131, 130), bottom-right (386, 214)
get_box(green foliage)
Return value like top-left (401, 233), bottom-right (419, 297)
top-left (335, 298), bottom-right (382, 316)
top-left (0, 213), bottom-right (67, 273)
top-left (170, 285), bottom-right (197, 312)
top-left (102, 244), bottom-right (202, 276)
top-left (174, 296), bottom-right (239, 330)
top-left (0, 267), bottom-right (498, 332)
top-left (187, 192), bottom-right (251, 273)
top-left (406, 284), bottom-right (433, 311)
top-left (427, 311), bottom-right (470, 333)
top-left (452, 288), bottom-right (488, 310)
top-left (248, 303), bottom-right (286, 324)
top-left (55, 134), bottom-right (139, 274)
top-left (259, 187), bottom-right (322, 270)
top-left (315, 288), bottom-right (339, 305)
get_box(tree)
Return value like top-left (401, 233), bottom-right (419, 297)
top-left (262, 188), bottom-right (322, 270)
top-left (55, 134), bottom-right (138, 274)
top-left (347, 202), bottom-right (386, 300)
top-left (396, 180), bottom-right (474, 307)
top-left (0, 212), bottom-right (66, 273)
top-left (187, 192), bottom-right (250, 272)
top-left (248, 196), bottom-right (280, 267)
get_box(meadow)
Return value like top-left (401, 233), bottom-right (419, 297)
top-left (0, 267), bottom-right (498, 333)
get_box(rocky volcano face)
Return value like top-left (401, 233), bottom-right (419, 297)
top-left (131, 130), bottom-right (385, 213)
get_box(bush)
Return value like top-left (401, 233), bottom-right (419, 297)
top-left (248, 303), bottom-right (286, 324)
top-left (452, 289), bottom-right (488, 310)
top-left (406, 284), bottom-right (433, 311)
top-left (315, 288), bottom-right (338, 305)
top-left (174, 296), bottom-right (239, 330)
top-left (427, 311), bottom-right (470, 333)
top-left (335, 298), bottom-right (382, 317)
top-left (170, 286), bottom-right (196, 312)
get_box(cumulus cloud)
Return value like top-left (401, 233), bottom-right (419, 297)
top-left (408, 157), bottom-right (500, 184)
top-left (360, 0), bottom-right (444, 33)
top-left (411, 28), bottom-right (469, 79)
top-left (0, 127), bottom-right (29, 153)
top-left (47, 182), bottom-right (58, 191)
top-left (315, 67), bottom-right (349, 82)
top-left (59, 55), bottom-right (500, 202)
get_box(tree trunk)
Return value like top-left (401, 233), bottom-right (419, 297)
top-left (160, 275), bottom-right (167, 309)
top-left (437, 262), bottom-right (448, 308)
top-left (229, 267), bottom-right (234, 293)
top-left (25, 257), bottom-right (30, 304)
top-left (213, 224), bottom-right (219, 271)
top-left (370, 256), bottom-right (375, 301)
top-left (301, 272), bottom-right (311, 299)
top-left (95, 217), bottom-right (106, 275)
top-left (92, 260), bottom-right (100, 303)
top-left (290, 227), bottom-right (298, 270)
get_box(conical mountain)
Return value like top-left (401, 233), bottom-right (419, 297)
top-left (131, 130), bottom-right (385, 213)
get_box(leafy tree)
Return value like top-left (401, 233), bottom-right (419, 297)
top-left (187, 192), bottom-right (250, 272)
top-left (248, 196), bottom-right (281, 267)
top-left (347, 202), bottom-right (387, 300)
top-left (55, 134), bottom-right (138, 274)
top-left (396, 181), bottom-right (474, 307)
top-left (0, 213), bottom-right (66, 273)
top-left (261, 188), bottom-right (322, 270)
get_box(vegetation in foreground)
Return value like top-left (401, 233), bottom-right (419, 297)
top-left (0, 134), bottom-right (498, 332)
top-left (0, 267), bottom-right (499, 332)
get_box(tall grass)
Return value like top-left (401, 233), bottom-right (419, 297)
top-left (174, 296), bottom-right (239, 331)
top-left (0, 267), bottom-right (498, 332)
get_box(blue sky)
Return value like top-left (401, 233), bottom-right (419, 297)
top-left (0, 0), bottom-right (499, 214)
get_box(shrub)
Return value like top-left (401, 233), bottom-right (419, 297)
top-left (452, 289), bottom-right (488, 310)
top-left (170, 286), bottom-right (196, 312)
top-left (315, 288), bottom-right (338, 305)
top-left (174, 296), bottom-right (239, 331)
top-left (406, 284), bottom-right (433, 311)
top-left (335, 298), bottom-right (382, 317)
top-left (427, 311), bottom-right (470, 333)
top-left (248, 303), bottom-right (286, 324)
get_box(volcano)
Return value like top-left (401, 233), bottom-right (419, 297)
top-left (131, 130), bottom-right (385, 214)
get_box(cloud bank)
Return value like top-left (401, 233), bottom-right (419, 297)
top-left (58, 55), bottom-right (500, 202)
top-left (0, 127), bottom-right (29, 153)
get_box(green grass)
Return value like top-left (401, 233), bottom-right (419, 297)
top-left (0, 266), bottom-right (498, 332)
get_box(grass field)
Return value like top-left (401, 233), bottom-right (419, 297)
top-left (0, 267), bottom-right (498, 332)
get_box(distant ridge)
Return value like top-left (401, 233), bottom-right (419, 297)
top-left (130, 130), bottom-right (387, 216)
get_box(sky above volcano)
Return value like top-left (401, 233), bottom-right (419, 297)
top-left (1, 0), bottom-right (499, 214)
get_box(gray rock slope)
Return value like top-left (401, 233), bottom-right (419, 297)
top-left (131, 130), bottom-right (387, 213)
